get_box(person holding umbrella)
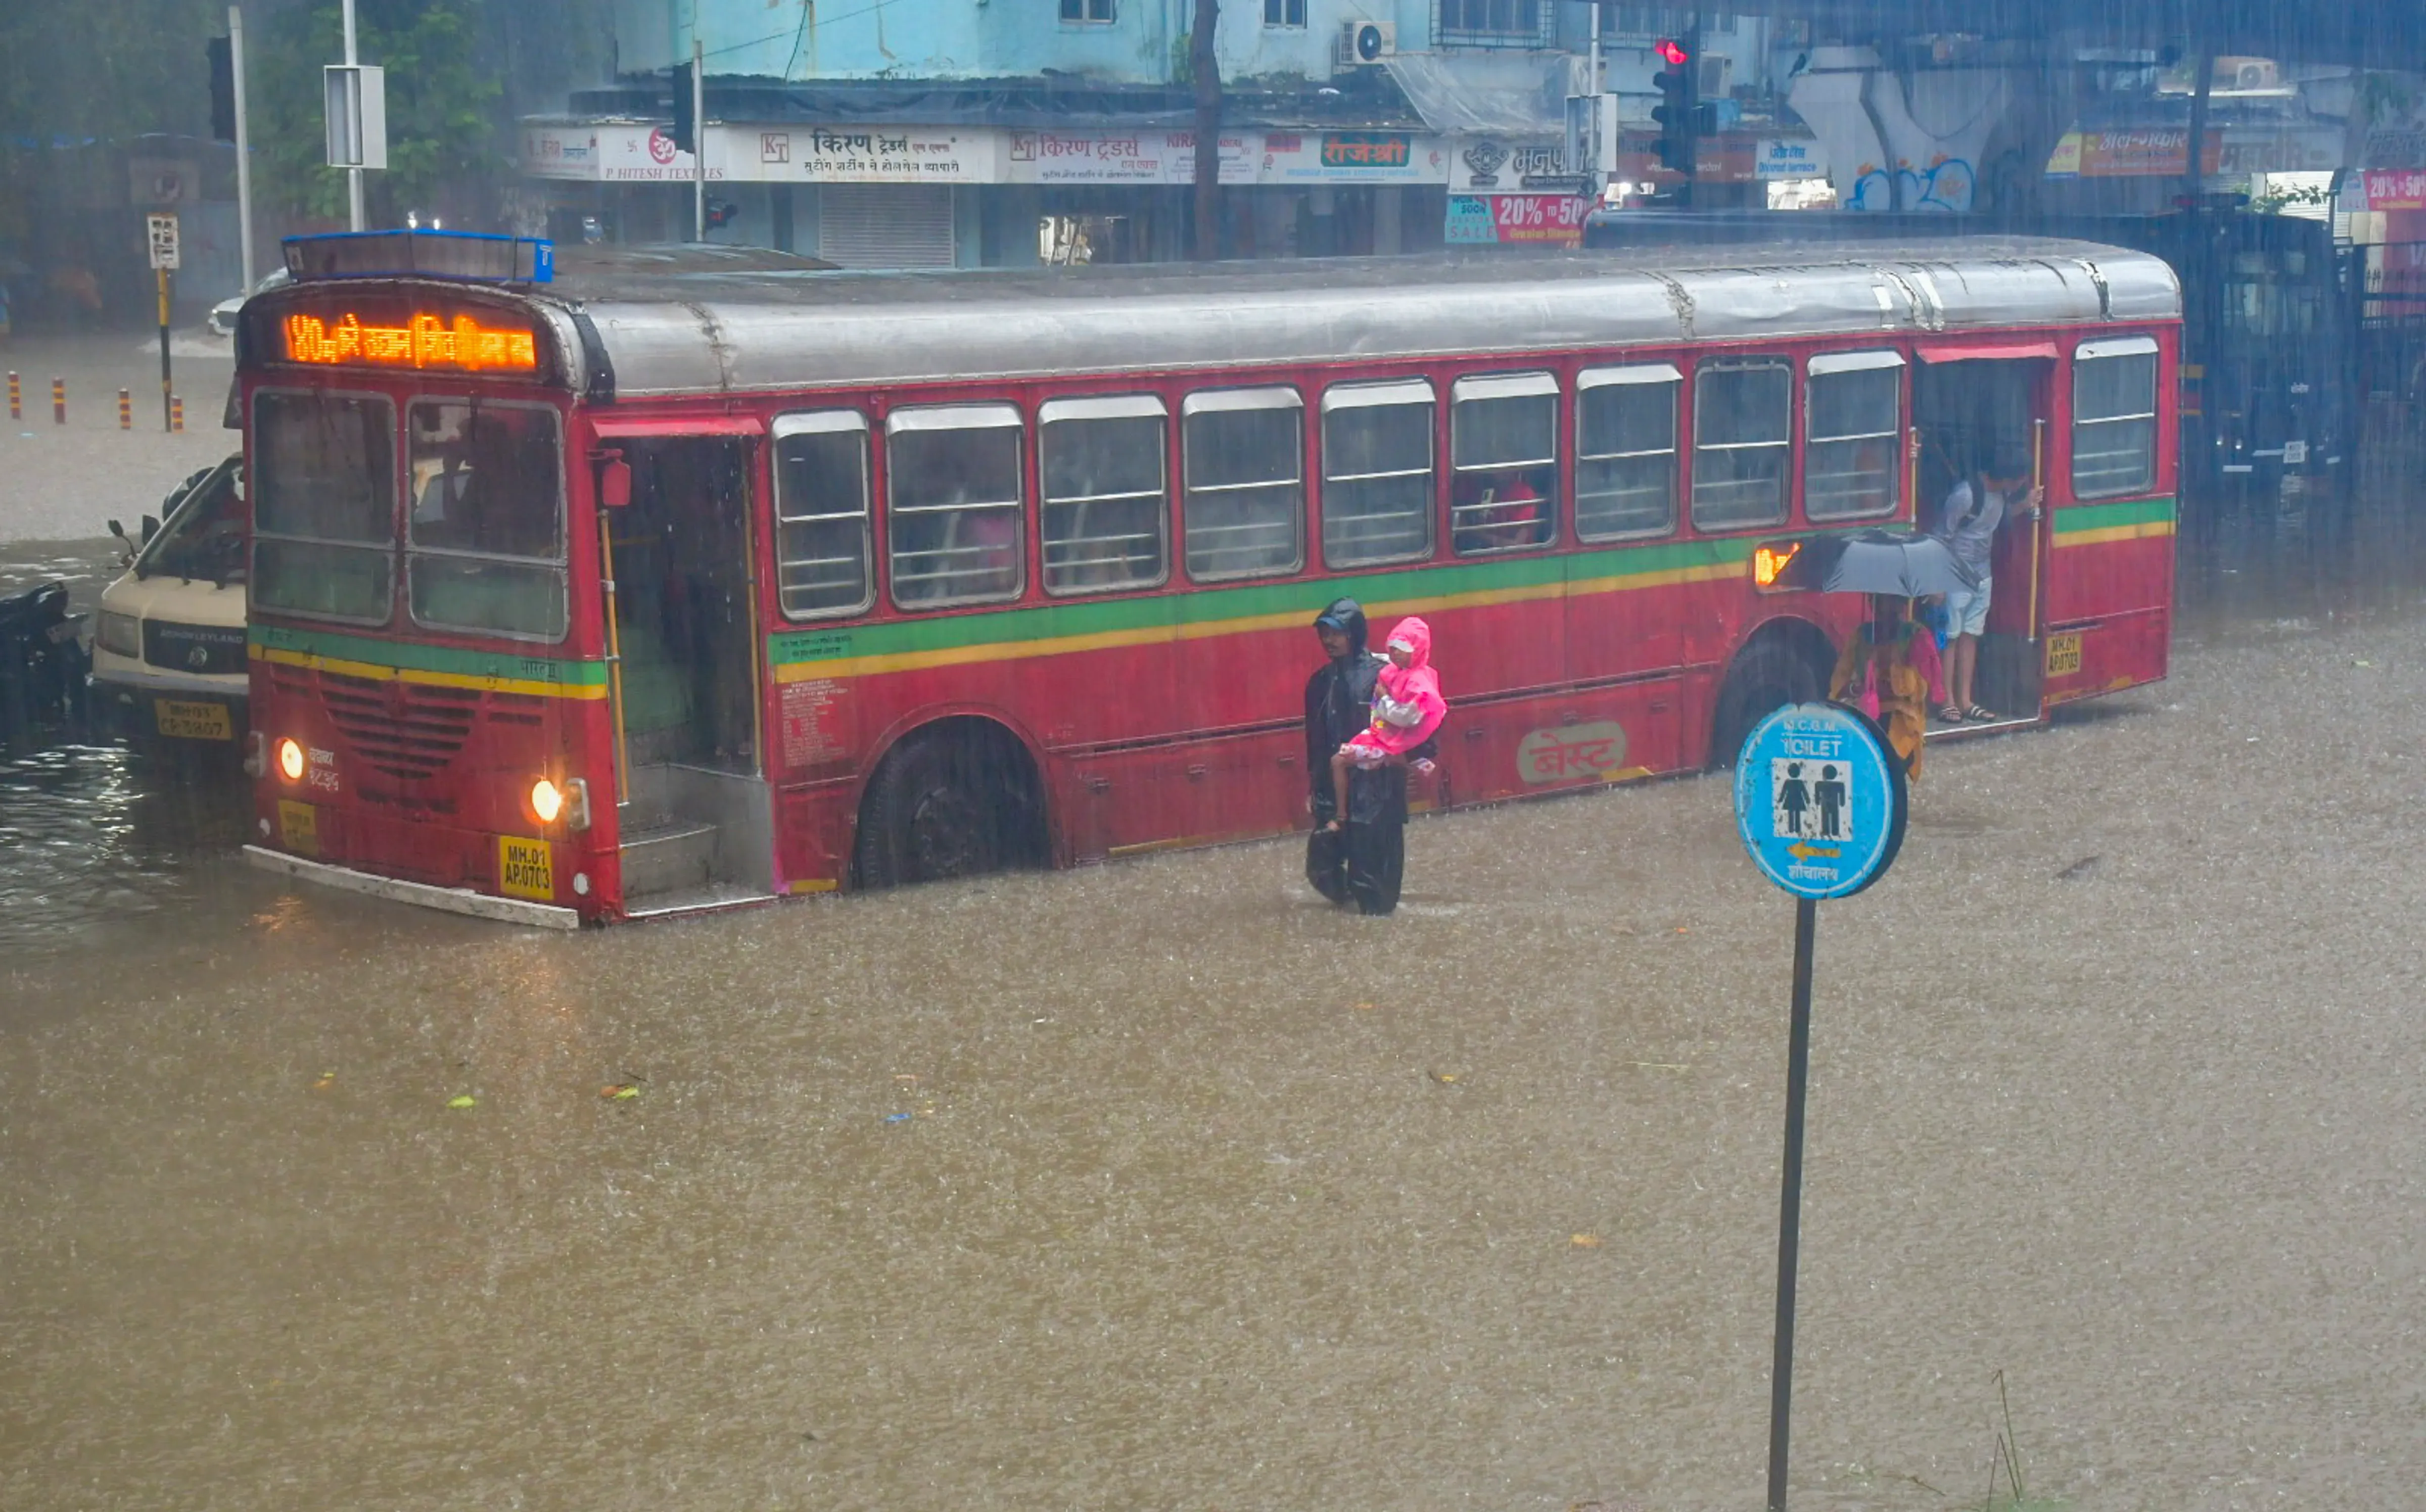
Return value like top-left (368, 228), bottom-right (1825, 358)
top-left (1830, 594), bottom-right (1946, 779)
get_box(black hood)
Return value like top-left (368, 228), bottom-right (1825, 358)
top-left (1313, 597), bottom-right (1369, 658)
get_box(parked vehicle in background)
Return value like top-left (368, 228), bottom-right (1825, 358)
top-left (209, 269), bottom-right (292, 339)
top-left (89, 455), bottom-right (249, 749)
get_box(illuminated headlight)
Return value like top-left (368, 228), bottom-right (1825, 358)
top-left (277, 737), bottom-right (305, 781)
top-left (530, 777), bottom-right (591, 831)
top-left (98, 611), bottom-right (141, 658)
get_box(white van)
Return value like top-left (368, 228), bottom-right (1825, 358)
top-left (90, 454), bottom-right (249, 746)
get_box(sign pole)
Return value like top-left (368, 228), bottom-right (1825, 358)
top-left (692, 36), bottom-right (707, 243)
top-left (1733, 701), bottom-right (1906, 1512)
top-left (157, 268), bottom-right (172, 432)
top-left (1765, 893), bottom-right (1818, 1512)
top-left (342, 0), bottom-right (364, 231)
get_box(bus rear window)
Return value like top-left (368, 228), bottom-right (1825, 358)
top-left (2073, 341), bottom-right (2159, 499)
top-left (405, 400), bottom-right (566, 641)
top-left (251, 390), bottom-right (395, 623)
top-left (888, 406), bottom-right (1024, 607)
top-left (1692, 361), bottom-right (1791, 530)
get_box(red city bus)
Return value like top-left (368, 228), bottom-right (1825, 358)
top-left (237, 232), bottom-right (2180, 925)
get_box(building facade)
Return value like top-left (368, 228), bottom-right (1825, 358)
top-left (522, 1), bottom-right (1811, 266)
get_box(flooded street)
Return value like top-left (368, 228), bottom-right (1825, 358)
top-left (5, 512), bottom-right (2425, 1511)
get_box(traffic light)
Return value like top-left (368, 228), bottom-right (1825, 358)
top-left (206, 36), bottom-right (236, 144)
top-left (705, 199), bottom-right (738, 230)
top-left (1650, 35), bottom-right (1697, 176)
top-left (670, 61), bottom-right (696, 155)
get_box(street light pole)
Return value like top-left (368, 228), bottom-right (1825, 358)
top-left (229, 5), bottom-right (255, 291)
top-left (342, 0), bottom-right (363, 230)
top-left (692, 36), bottom-right (707, 243)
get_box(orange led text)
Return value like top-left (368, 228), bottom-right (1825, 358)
top-left (284, 312), bottom-right (539, 372)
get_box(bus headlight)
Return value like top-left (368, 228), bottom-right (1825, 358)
top-left (529, 777), bottom-right (591, 831)
top-left (277, 737), bottom-right (305, 781)
top-left (97, 611), bottom-right (141, 658)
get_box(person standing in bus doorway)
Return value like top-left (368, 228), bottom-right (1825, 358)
top-left (1304, 598), bottom-right (1435, 916)
top-left (1931, 447), bottom-right (2042, 723)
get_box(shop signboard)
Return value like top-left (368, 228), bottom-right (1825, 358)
top-left (1445, 193), bottom-right (1590, 247)
top-left (1003, 130), bottom-right (1255, 185)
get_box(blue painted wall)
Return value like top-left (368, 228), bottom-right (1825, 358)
top-left (612, 0), bottom-right (1437, 86)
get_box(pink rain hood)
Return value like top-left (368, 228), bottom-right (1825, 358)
top-left (1367, 616), bottom-right (1447, 753)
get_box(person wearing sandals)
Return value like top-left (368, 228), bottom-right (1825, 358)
top-left (1931, 448), bottom-right (2043, 724)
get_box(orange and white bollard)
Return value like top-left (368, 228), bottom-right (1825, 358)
top-left (51, 377), bottom-right (65, 426)
top-left (7, 371), bottom-right (19, 421)
top-left (169, 396), bottom-right (184, 433)
top-left (118, 389), bottom-right (132, 431)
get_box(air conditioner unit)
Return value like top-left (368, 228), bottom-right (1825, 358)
top-left (1696, 55), bottom-right (1733, 99)
top-left (1337, 20), bottom-right (1395, 68)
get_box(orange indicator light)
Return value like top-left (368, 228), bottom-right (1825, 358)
top-left (1752, 541), bottom-right (1801, 588)
top-left (283, 312), bottom-right (538, 372)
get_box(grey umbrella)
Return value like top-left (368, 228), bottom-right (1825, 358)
top-left (1780, 530), bottom-right (1978, 597)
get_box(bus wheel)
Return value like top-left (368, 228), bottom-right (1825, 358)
top-left (1709, 629), bottom-right (1830, 770)
top-left (854, 725), bottom-right (1043, 888)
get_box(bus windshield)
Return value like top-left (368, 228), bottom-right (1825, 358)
top-left (406, 400), bottom-right (567, 640)
top-left (251, 390), bottom-right (395, 623)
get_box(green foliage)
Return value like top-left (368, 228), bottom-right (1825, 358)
top-left (252, 0), bottom-right (504, 225)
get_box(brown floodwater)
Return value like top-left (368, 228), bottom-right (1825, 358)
top-left (4, 498), bottom-right (2424, 1510)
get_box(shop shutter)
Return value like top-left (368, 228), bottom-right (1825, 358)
top-left (818, 184), bottom-right (957, 269)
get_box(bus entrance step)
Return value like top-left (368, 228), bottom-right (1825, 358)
top-left (620, 819), bottom-right (718, 899)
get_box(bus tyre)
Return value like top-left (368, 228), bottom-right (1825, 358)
top-left (1709, 633), bottom-right (1827, 770)
top-left (855, 731), bottom-right (1038, 888)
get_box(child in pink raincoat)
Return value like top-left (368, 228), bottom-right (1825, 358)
top-left (1327, 616), bottom-right (1446, 833)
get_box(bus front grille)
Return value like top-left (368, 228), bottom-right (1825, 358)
top-left (319, 672), bottom-right (480, 780)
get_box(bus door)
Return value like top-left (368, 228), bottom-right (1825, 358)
top-left (1913, 346), bottom-right (2055, 721)
top-left (593, 422), bottom-right (777, 913)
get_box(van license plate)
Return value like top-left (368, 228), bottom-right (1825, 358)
top-left (156, 699), bottom-right (232, 740)
top-left (2044, 632), bottom-right (2083, 678)
top-left (499, 836), bottom-right (554, 901)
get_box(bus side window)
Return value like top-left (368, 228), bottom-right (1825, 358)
top-left (1574, 364), bottom-right (1679, 541)
top-left (885, 404), bottom-right (1025, 608)
top-left (1804, 350), bottom-right (1905, 522)
top-left (1182, 387), bottom-right (1303, 582)
top-left (772, 411), bottom-right (872, 619)
top-left (2072, 338), bottom-right (2160, 499)
top-left (1691, 359), bottom-right (1792, 531)
top-left (1321, 379), bottom-right (1435, 568)
top-left (1449, 371), bottom-right (1556, 556)
top-left (1039, 395), bottom-right (1169, 595)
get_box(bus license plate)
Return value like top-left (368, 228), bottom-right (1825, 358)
top-left (156, 699), bottom-right (232, 740)
top-left (499, 836), bottom-right (554, 901)
top-left (2044, 632), bottom-right (2083, 678)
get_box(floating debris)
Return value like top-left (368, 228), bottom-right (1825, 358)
top-left (446, 1095), bottom-right (476, 1110)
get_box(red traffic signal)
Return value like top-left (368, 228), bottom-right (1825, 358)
top-left (1656, 37), bottom-right (1690, 66)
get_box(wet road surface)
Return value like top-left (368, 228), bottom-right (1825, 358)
top-left (4, 506), bottom-right (2425, 1510)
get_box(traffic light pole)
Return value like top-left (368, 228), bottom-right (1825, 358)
top-left (229, 6), bottom-right (254, 292)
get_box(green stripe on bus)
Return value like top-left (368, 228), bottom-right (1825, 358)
top-left (768, 535), bottom-right (1747, 668)
top-left (250, 624), bottom-right (611, 686)
top-left (2054, 496), bottom-right (2175, 535)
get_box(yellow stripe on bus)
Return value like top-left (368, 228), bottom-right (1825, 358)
top-left (770, 560), bottom-right (1742, 684)
top-left (250, 644), bottom-right (611, 700)
top-left (2052, 521), bottom-right (2176, 548)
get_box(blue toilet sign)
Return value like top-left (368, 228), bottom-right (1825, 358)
top-left (1733, 702), bottom-right (1906, 900)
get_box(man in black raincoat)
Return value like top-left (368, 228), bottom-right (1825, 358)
top-left (1303, 597), bottom-right (1433, 916)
